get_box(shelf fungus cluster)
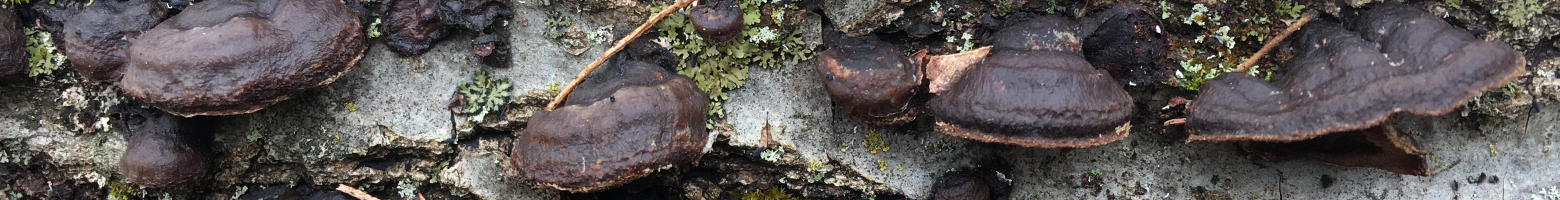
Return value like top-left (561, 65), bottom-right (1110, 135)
top-left (1184, 3), bottom-right (1526, 175)
top-left (0, 8), bottom-right (22, 77)
top-left (511, 40), bottom-right (710, 193)
top-left (34, 0), bottom-right (368, 189)
top-left (819, 4), bottom-right (1164, 148)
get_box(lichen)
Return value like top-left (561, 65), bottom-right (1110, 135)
top-left (0, 139), bottom-right (33, 165)
top-left (457, 71), bottom-right (512, 122)
top-left (106, 180), bottom-right (144, 200)
top-left (24, 28), bottom-right (66, 77)
top-left (730, 186), bottom-right (806, 200)
top-left (1166, 1), bottom-right (1283, 91)
top-left (396, 181), bottom-right (420, 199)
top-left (861, 129), bottom-right (889, 154)
top-left (366, 18), bottom-right (382, 38)
top-left (1534, 186), bottom-right (1560, 200)
top-left (1497, 0), bottom-right (1545, 27)
top-left (654, 0), bottom-right (813, 103)
top-left (540, 11), bottom-right (573, 39)
top-left (1274, 1), bottom-right (1306, 19)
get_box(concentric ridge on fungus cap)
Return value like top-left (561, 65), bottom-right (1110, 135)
top-left (816, 34), bottom-right (921, 127)
top-left (117, 0), bottom-right (367, 117)
top-left (0, 8), bottom-right (24, 77)
top-left (511, 45), bottom-right (709, 192)
top-left (1184, 3), bottom-right (1526, 142)
top-left (926, 15), bottom-right (1134, 148)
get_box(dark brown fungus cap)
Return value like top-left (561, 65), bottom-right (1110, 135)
top-left (817, 35), bottom-right (921, 126)
top-left (0, 9), bottom-right (23, 77)
top-left (118, 104), bottom-right (217, 188)
top-left (511, 41), bottom-right (709, 193)
top-left (1080, 3), bottom-right (1167, 85)
top-left (385, 0), bottom-right (447, 56)
top-left (1239, 125), bottom-right (1428, 176)
top-left (118, 0), bottom-right (367, 117)
top-left (62, 0), bottom-right (168, 82)
top-left (1185, 3), bottom-right (1525, 142)
top-left (926, 16), bottom-right (1134, 148)
top-left (689, 0), bottom-right (743, 43)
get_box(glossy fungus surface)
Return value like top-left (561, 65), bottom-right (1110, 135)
top-left (926, 16), bottom-right (1134, 148)
top-left (1080, 3), bottom-right (1167, 85)
top-left (817, 35), bottom-right (921, 126)
top-left (119, 0), bottom-right (367, 117)
top-left (689, 0), bottom-right (743, 43)
top-left (1185, 3), bottom-right (1526, 142)
top-left (0, 9), bottom-right (23, 77)
top-left (385, 0), bottom-right (446, 55)
top-left (62, 0), bottom-right (168, 82)
top-left (1239, 125), bottom-right (1428, 176)
top-left (512, 41), bottom-right (709, 193)
top-left (118, 104), bottom-right (218, 188)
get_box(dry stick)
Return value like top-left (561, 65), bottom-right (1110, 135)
top-left (336, 184), bottom-right (381, 200)
top-left (1233, 10), bottom-right (1318, 73)
top-left (546, 0), bottom-right (697, 111)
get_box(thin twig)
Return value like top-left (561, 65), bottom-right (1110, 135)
top-left (336, 184), bottom-right (381, 200)
top-left (1234, 10), bottom-right (1318, 73)
top-left (546, 0), bottom-right (697, 111)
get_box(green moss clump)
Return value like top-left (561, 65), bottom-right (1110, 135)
top-left (457, 71), bottom-right (512, 122)
top-left (106, 180), bottom-right (144, 200)
top-left (730, 186), bottom-right (806, 200)
top-left (1497, 0), bottom-right (1545, 27)
top-left (24, 28), bottom-right (66, 77)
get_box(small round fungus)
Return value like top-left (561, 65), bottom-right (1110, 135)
top-left (688, 0), bottom-right (743, 43)
top-left (62, 0), bottom-right (168, 82)
top-left (926, 16), bottom-right (1134, 148)
top-left (118, 104), bottom-right (218, 189)
top-left (118, 0), bottom-right (368, 117)
top-left (0, 8), bottom-right (23, 77)
top-left (817, 34), bottom-right (921, 126)
top-left (512, 41), bottom-right (709, 193)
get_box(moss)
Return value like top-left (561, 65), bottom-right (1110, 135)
top-left (1167, 1), bottom-right (1283, 91)
top-left (457, 71), bottom-right (512, 122)
top-left (730, 186), bottom-right (806, 200)
top-left (24, 28), bottom-right (65, 77)
top-left (1496, 0), bottom-right (1545, 27)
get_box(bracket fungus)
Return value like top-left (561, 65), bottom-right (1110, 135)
top-left (1183, 4), bottom-right (1524, 175)
top-left (1185, 3), bottom-right (1526, 142)
top-left (0, 8), bottom-right (23, 77)
top-left (61, 0), bottom-right (168, 82)
top-left (512, 40), bottom-right (709, 193)
top-left (117, 104), bottom-right (218, 188)
top-left (1079, 3), bottom-right (1168, 86)
top-left (117, 0), bottom-right (367, 117)
top-left (384, 0), bottom-right (446, 55)
top-left (925, 15), bottom-right (1134, 148)
top-left (816, 34), bottom-right (921, 126)
top-left (688, 0), bottom-right (742, 43)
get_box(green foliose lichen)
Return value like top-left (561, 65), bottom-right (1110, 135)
top-left (1274, 1), bottom-right (1306, 19)
top-left (655, 0), bottom-right (813, 103)
top-left (457, 71), bottom-right (512, 122)
top-left (1497, 0), bottom-right (1545, 27)
top-left (25, 28), bottom-right (66, 77)
top-left (366, 18), bottom-right (383, 38)
top-left (106, 180), bottom-right (144, 200)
